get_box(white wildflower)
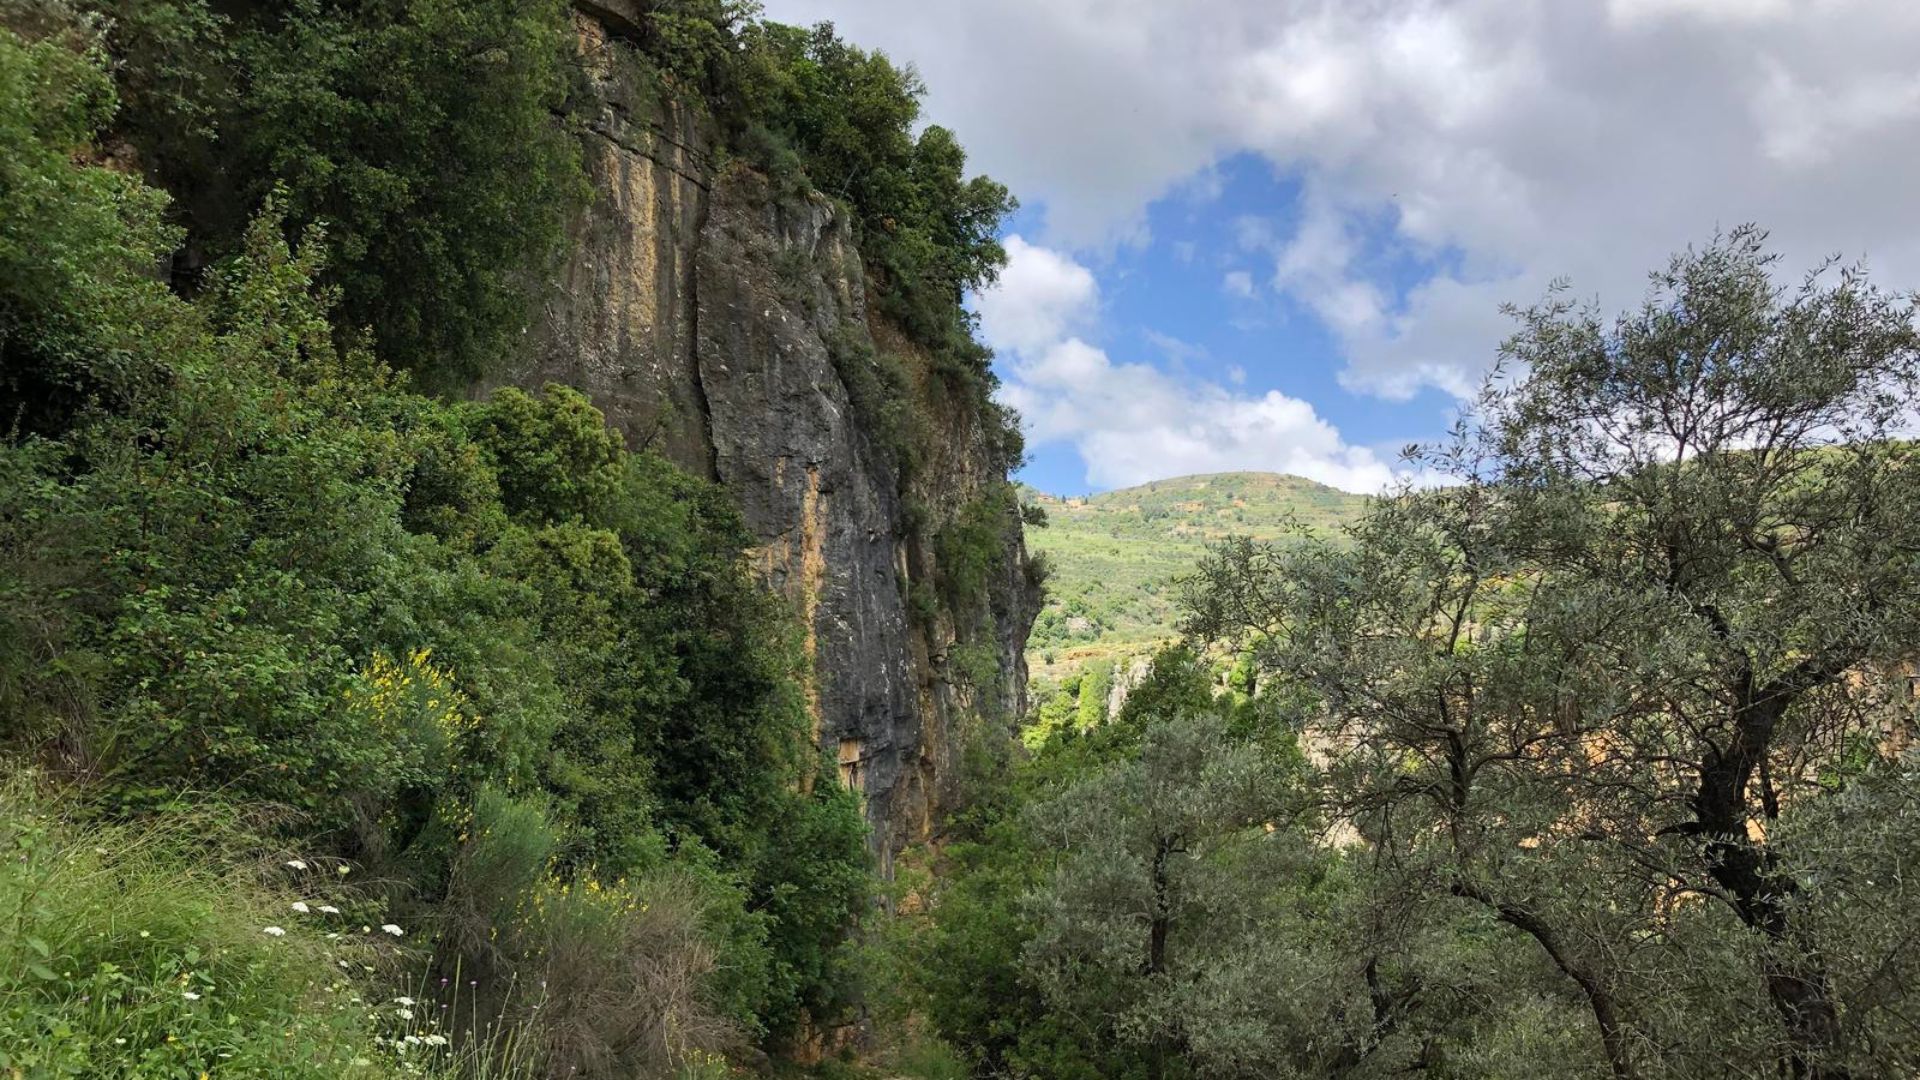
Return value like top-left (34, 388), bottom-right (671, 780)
top-left (318, 905), bottom-right (341, 914)
top-left (423, 1034), bottom-right (448, 1047)
top-left (395, 1007), bottom-right (415, 1021)
top-left (182, 991), bottom-right (201, 1001)
top-left (285, 859), bottom-right (308, 871)
top-left (394, 996), bottom-right (416, 1006)
top-left (262, 926), bottom-right (287, 937)
top-left (290, 901), bottom-right (310, 914)
top-left (380, 923), bottom-right (404, 937)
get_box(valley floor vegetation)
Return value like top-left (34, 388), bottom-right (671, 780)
top-left (890, 229), bottom-right (1920, 1080)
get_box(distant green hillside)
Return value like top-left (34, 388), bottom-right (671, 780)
top-left (1024, 472), bottom-right (1369, 678)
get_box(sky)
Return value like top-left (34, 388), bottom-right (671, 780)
top-left (758, 0), bottom-right (1920, 495)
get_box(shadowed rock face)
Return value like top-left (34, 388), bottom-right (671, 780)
top-left (518, 9), bottom-right (1038, 860)
top-left (694, 170), bottom-right (927, 852)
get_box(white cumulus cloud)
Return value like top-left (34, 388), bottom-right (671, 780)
top-left (762, 0), bottom-right (1920, 402)
top-left (981, 240), bottom-right (1414, 493)
top-left (972, 236), bottom-right (1099, 356)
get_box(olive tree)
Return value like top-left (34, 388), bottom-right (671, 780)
top-left (1022, 650), bottom-right (1336, 1080)
top-left (1184, 228), bottom-right (1920, 1079)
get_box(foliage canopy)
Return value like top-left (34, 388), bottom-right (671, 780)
top-left (0, 19), bottom-right (871, 1071)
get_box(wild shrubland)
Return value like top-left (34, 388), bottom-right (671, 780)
top-left (0, 13), bottom-right (876, 1075)
top-left (895, 232), bottom-right (1920, 1080)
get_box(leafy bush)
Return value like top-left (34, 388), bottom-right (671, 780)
top-left (0, 23), bottom-right (873, 1067)
top-left (466, 384), bottom-right (627, 525)
top-left (89, 0), bottom-right (587, 386)
top-left (0, 13), bottom-right (177, 433)
top-left (1074, 659), bottom-right (1114, 730)
top-left (936, 486), bottom-right (1016, 615)
top-left (950, 641), bottom-right (1003, 697)
top-left (748, 769), bottom-right (873, 1036)
top-left (826, 323), bottom-right (922, 483)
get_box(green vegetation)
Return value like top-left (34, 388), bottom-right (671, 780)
top-left (91, 0), bottom-right (586, 388)
top-left (1072, 658), bottom-right (1112, 730)
top-left (896, 231), bottom-right (1920, 1080)
top-left (1024, 472), bottom-right (1367, 677)
top-left (632, 2), bottom-right (1025, 482)
top-left (886, 645), bottom-right (1331, 1080)
top-left (70, 0), bottom-right (1023, 458)
top-left (37, 0), bottom-right (1920, 1074)
top-left (0, 776), bottom-right (401, 1077)
top-left (826, 324), bottom-right (922, 482)
top-left (0, 14), bottom-right (876, 1075)
top-left (1187, 229), bottom-right (1920, 1076)
top-left (628, 4), bottom-right (1033, 673)
top-left (729, 21), bottom-right (1014, 352)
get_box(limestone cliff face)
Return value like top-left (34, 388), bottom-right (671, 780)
top-left (510, 11), bottom-right (716, 470)
top-left (510, 9), bottom-right (1039, 860)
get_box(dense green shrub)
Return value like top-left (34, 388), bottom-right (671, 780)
top-left (0, 22), bottom-right (871, 1069)
top-left (85, 0), bottom-right (586, 386)
top-left (1074, 658), bottom-right (1114, 730)
top-left (936, 485), bottom-right (1016, 614)
top-left (749, 771), bottom-right (873, 1036)
top-left (826, 323), bottom-right (922, 483)
top-left (0, 14), bottom-right (177, 434)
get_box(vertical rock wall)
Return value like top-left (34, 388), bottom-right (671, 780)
top-left (519, 9), bottom-right (1039, 860)
top-left (501, 12), bottom-right (717, 471)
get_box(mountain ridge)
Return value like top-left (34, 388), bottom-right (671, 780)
top-left (1024, 470), bottom-right (1370, 679)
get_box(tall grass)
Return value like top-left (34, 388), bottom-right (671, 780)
top-left (0, 771), bottom-right (751, 1079)
top-left (0, 772), bottom-right (395, 1077)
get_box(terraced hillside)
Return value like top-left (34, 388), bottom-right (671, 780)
top-left (1024, 472), bottom-right (1369, 679)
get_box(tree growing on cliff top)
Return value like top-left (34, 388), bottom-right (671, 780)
top-left (1184, 227), bottom-right (1920, 1078)
top-left (82, 0), bottom-right (587, 386)
top-left (730, 20), bottom-right (1015, 358)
